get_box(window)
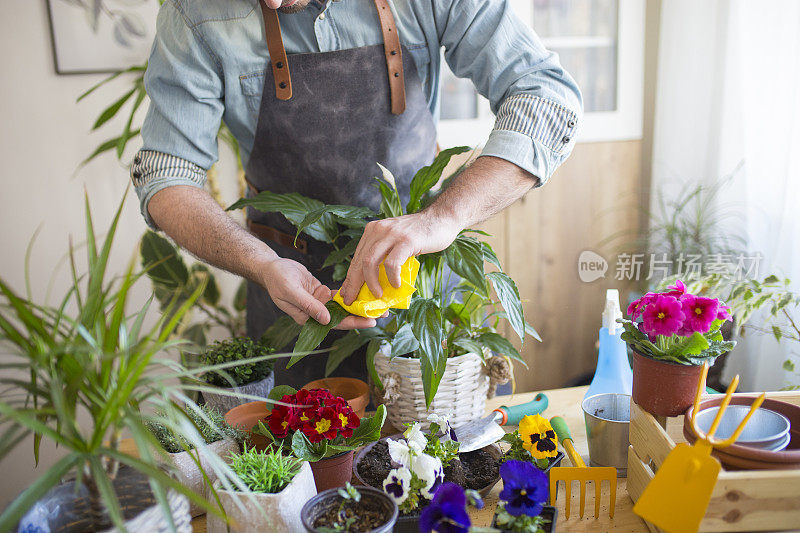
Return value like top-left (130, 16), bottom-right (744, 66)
top-left (436, 0), bottom-right (644, 146)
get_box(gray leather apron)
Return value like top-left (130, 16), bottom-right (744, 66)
top-left (245, 0), bottom-right (437, 388)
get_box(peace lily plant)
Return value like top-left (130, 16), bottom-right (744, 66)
top-left (229, 148), bottom-right (540, 407)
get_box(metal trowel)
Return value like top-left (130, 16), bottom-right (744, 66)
top-left (452, 393), bottom-right (549, 453)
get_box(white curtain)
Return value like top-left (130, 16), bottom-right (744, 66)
top-left (651, 0), bottom-right (800, 390)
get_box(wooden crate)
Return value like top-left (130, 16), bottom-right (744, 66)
top-left (626, 392), bottom-right (800, 532)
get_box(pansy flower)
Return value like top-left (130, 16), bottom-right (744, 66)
top-left (404, 422), bottom-right (428, 450)
top-left (383, 467), bottom-right (412, 505)
top-left (412, 452), bottom-right (445, 500)
top-left (498, 460), bottom-right (549, 517)
top-left (518, 414), bottom-right (558, 459)
top-left (419, 482), bottom-right (471, 533)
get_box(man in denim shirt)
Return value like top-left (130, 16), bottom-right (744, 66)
top-left (133, 0), bottom-right (581, 386)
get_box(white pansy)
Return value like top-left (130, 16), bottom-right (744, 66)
top-left (427, 413), bottom-right (452, 432)
top-left (387, 438), bottom-right (415, 468)
top-left (403, 422), bottom-right (428, 450)
top-left (411, 452), bottom-right (445, 500)
top-left (383, 467), bottom-right (412, 505)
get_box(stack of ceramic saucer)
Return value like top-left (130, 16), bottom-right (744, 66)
top-left (683, 396), bottom-right (800, 470)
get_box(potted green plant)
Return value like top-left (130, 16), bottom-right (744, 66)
top-left (226, 387), bottom-right (387, 492)
top-left (0, 194), bottom-right (264, 532)
top-left (199, 337), bottom-right (275, 413)
top-left (146, 405), bottom-right (243, 517)
top-left (206, 446), bottom-right (317, 533)
top-left (301, 482), bottom-right (397, 533)
top-left (492, 460), bottom-right (557, 533)
top-left (228, 149), bottom-right (539, 428)
top-left (622, 279), bottom-right (736, 416)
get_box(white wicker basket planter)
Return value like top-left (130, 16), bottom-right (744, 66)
top-left (206, 461), bottom-right (317, 533)
top-left (161, 438), bottom-right (239, 517)
top-left (373, 347), bottom-right (490, 430)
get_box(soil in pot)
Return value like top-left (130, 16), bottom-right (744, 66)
top-left (303, 487), bottom-right (397, 533)
top-left (357, 440), bottom-right (500, 491)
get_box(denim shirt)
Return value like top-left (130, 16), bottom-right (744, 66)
top-left (132, 0), bottom-right (583, 227)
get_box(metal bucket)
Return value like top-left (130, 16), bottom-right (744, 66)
top-left (582, 393), bottom-right (631, 477)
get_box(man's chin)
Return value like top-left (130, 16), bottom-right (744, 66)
top-left (279, 0), bottom-right (311, 13)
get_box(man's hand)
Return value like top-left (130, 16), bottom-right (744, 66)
top-left (339, 211), bottom-right (461, 305)
top-left (262, 258), bottom-right (377, 329)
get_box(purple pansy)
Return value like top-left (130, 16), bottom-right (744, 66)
top-left (419, 483), bottom-right (471, 533)
top-left (641, 295), bottom-right (685, 337)
top-left (498, 459), bottom-right (549, 517)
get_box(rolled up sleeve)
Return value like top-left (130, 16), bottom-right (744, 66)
top-left (132, 0), bottom-right (224, 229)
top-left (434, 0), bottom-right (583, 185)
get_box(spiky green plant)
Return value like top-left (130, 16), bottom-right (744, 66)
top-left (146, 404), bottom-right (244, 454)
top-left (228, 447), bottom-right (301, 494)
top-left (0, 191), bottom-right (283, 531)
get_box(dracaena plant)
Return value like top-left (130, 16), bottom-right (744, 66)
top-left (0, 192), bottom-right (284, 531)
top-left (229, 148), bottom-right (541, 407)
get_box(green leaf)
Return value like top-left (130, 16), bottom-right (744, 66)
top-left (480, 241), bottom-right (501, 269)
top-left (233, 279), bottom-right (248, 312)
top-left (268, 385), bottom-right (298, 401)
top-left (390, 323), bottom-right (420, 358)
top-left (81, 129), bottom-right (141, 166)
top-left (117, 84), bottom-right (146, 158)
top-left (366, 339), bottom-right (383, 389)
top-left (92, 87), bottom-right (136, 130)
top-left (289, 301), bottom-right (349, 367)
top-left (346, 404), bottom-right (387, 447)
top-left (261, 315), bottom-right (302, 351)
top-left (406, 146), bottom-right (471, 213)
top-left (444, 236), bottom-right (487, 297)
top-left (191, 264), bottom-right (220, 306)
top-left (322, 239), bottom-right (359, 269)
top-left (77, 64), bottom-right (145, 102)
top-left (333, 263), bottom-right (348, 282)
top-left (294, 205), bottom-right (374, 244)
top-left (453, 337), bottom-right (485, 356)
top-left (326, 329), bottom-right (376, 376)
top-left (773, 325), bottom-right (783, 342)
top-left (375, 163), bottom-right (403, 217)
top-left (140, 231), bottom-right (189, 290)
top-left (291, 430), bottom-right (326, 462)
top-left (487, 271), bottom-right (525, 343)
top-left (476, 332), bottom-right (525, 365)
top-left (227, 191), bottom-right (333, 243)
top-left (408, 298), bottom-right (444, 407)
top-left (665, 332), bottom-right (710, 358)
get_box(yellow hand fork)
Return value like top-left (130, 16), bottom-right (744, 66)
top-left (633, 363), bottom-right (765, 533)
top-left (549, 416), bottom-right (617, 519)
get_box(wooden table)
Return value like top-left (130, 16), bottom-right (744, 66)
top-left (187, 385), bottom-right (647, 532)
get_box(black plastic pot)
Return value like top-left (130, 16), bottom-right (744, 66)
top-left (492, 505), bottom-right (559, 533)
top-left (301, 486), bottom-right (398, 533)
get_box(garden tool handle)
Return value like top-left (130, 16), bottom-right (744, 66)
top-left (550, 416), bottom-right (586, 468)
top-left (494, 393), bottom-right (549, 426)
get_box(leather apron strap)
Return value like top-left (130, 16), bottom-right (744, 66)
top-left (259, 0), bottom-right (406, 114)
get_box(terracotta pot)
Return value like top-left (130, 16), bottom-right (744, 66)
top-left (207, 461), bottom-right (317, 533)
top-left (302, 377), bottom-right (370, 418)
top-left (309, 450), bottom-right (354, 492)
top-left (301, 486), bottom-right (397, 533)
top-left (224, 401), bottom-right (271, 451)
top-left (631, 351), bottom-right (704, 417)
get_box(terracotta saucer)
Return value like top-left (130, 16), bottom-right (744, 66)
top-left (683, 396), bottom-right (800, 469)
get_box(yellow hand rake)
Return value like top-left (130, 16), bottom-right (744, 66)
top-left (549, 416), bottom-right (617, 519)
top-left (632, 363), bottom-right (765, 533)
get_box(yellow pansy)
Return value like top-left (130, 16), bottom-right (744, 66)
top-left (518, 414), bottom-right (558, 459)
top-left (333, 256), bottom-right (420, 318)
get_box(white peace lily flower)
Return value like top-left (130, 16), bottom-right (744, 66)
top-left (411, 452), bottom-right (445, 500)
top-left (383, 467), bottom-right (412, 505)
top-left (404, 422), bottom-right (427, 450)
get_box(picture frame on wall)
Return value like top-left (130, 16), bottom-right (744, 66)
top-left (46, 0), bottom-right (159, 75)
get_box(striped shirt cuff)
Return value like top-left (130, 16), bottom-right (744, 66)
top-left (131, 150), bottom-right (207, 229)
top-left (486, 94), bottom-right (579, 185)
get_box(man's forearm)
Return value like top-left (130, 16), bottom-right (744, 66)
top-left (425, 155), bottom-right (538, 230)
top-left (148, 185), bottom-right (277, 285)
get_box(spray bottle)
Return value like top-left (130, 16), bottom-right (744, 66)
top-left (584, 289), bottom-right (633, 400)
